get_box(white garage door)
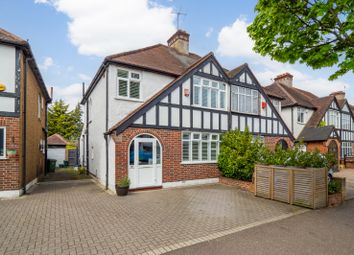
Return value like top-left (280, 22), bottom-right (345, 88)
top-left (48, 148), bottom-right (66, 167)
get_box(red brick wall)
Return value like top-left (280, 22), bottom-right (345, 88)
top-left (113, 127), bottom-right (294, 185)
top-left (113, 128), bottom-right (220, 184)
top-left (0, 117), bottom-right (21, 191)
top-left (264, 136), bottom-right (293, 151)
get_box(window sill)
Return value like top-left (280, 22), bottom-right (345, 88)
top-left (115, 97), bottom-right (143, 103)
top-left (192, 105), bottom-right (228, 112)
top-left (0, 157), bottom-right (8, 160)
top-left (297, 122), bottom-right (305, 125)
top-left (181, 161), bottom-right (217, 165)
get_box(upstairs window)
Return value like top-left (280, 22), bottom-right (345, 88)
top-left (297, 108), bottom-right (305, 124)
top-left (117, 69), bottom-right (141, 100)
top-left (328, 110), bottom-right (340, 128)
top-left (193, 77), bottom-right (226, 110)
top-left (231, 86), bottom-right (259, 114)
top-left (0, 127), bottom-right (5, 159)
top-left (342, 114), bottom-right (350, 130)
top-left (38, 94), bottom-right (42, 119)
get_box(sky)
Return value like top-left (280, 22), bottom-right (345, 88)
top-left (1, 0), bottom-right (353, 109)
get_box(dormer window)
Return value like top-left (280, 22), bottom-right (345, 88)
top-left (117, 69), bottom-right (141, 100)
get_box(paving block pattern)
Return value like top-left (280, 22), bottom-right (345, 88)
top-left (0, 180), bottom-right (303, 255)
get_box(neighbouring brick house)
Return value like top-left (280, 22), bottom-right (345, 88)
top-left (80, 30), bottom-right (293, 192)
top-left (0, 28), bottom-right (51, 198)
top-left (264, 73), bottom-right (354, 164)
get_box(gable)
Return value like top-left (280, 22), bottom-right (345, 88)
top-left (110, 55), bottom-right (293, 140)
top-left (342, 102), bottom-right (350, 113)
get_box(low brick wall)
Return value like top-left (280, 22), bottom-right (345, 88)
top-left (219, 176), bottom-right (254, 193)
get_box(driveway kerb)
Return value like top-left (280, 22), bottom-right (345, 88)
top-left (141, 208), bottom-right (309, 255)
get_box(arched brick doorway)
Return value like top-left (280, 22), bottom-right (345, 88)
top-left (328, 140), bottom-right (338, 171)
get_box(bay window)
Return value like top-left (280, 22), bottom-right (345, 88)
top-left (0, 127), bottom-right (5, 159)
top-left (182, 132), bottom-right (220, 162)
top-left (231, 86), bottom-right (259, 114)
top-left (342, 142), bottom-right (352, 157)
top-left (193, 77), bottom-right (226, 110)
top-left (117, 69), bottom-right (141, 100)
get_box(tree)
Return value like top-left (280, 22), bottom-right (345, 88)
top-left (48, 100), bottom-right (83, 141)
top-left (247, 0), bottom-right (354, 80)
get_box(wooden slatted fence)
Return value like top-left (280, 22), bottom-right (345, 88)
top-left (255, 165), bottom-right (328, 209)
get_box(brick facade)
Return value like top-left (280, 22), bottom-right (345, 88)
top-left (113, 127), bottom-right (294, 186)
top-left (306, 139), bottom-right (340, 163)
top-left (0, 117), bottom-right (21, 191)
top-left (264, 136), bottom-right (293, 151)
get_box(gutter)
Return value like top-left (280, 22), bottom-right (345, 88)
top-left (22, 57), bottom-right (31, 194)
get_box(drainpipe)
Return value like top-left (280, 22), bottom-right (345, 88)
top-left (291, 107), bottom-right (294, 134)
top-left (86, 87), bottom-right (89, 175)
top-left (105, 67), bottom-right (109, 190)
top-left (44, 101), bottom-right (48, 175)
top-left (22, 57), bottom-right (31, 194)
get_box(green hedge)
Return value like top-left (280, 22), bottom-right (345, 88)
top-left (217, 129), bottom-right (337, 182)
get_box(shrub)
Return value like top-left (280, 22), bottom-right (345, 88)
top-left (218, 128), bottom-right (264, 181)
top-left (78, 166), bottom-right (86, 175)
top-left (258, 143), bottom-right (336, 169)
top-left (117, 176), bottom-right (131, 188)
top-left (328, 179), bottom-right (341, 194)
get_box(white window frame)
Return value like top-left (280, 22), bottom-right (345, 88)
top-left (231, 86), bottom-right (260, 115)
top-left (297, 107), bottom-right (305, 124)
top-left (181, 131), bottom-right (220, 164)
top-left (116, 68), bottom-right (142, 101)
top-left (328, 109), bottom-right (340, 128)
top-left (38, 94), bottom-right (42, 119)
top-left (342, 142), bottom-right (352, 157)
top-left (192, 76), bottom-right (227, 110)
top-left (342, 113), bottom-right (351, 130)
top-left (0, 127), bottom-right (6, 159)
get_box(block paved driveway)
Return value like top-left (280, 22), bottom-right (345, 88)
top-left (0, 180), bottom-right (304, 255)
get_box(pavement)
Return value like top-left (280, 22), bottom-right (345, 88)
top-left (0, 180), bottom-right (304, 255)
top-left (334, 168), bottom-right (354, 200)
top-left (167, 199), bottom-right (354, 255)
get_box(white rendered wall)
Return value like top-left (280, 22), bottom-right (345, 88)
top-left (108, 65), bottom-right (174, 127)
top-left (280, 107), bottom-right (314, 138)
top-left (0, 44), bottom-right (16, 93)
top-left (83, 64), bottom-right (174, 188)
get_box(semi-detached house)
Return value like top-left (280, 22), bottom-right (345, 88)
top-left (80, 30), bottom-right (293, 191)
top-left (0, 28), bottom-right (51, 198)
top-left (264, 73), bottom-right (354, 165)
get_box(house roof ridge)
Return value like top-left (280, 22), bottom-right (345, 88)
top-left (105, 44), bottom-right (164, 60)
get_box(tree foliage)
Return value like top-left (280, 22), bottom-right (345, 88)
top-left (48, 100), bottom-right (83, 141)
top-left (248, 0), bottom-right (354, 80)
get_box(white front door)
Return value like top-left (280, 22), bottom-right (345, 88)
top-left (128, 136), bottom-right (162, 189)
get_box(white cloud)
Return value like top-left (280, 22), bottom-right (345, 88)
top-left (217, 17), bottom-right (350, 97)
top-left (51, 83), bottom-right (83, 110)
top-left (39, 57), bottom-right (54, 70)
top-left (37, 0), bottom-right (176, 56)
top-left (217, 18), bottom-right (256, 57)
top-left (205, 27), bottom-right (213, 38)
top-left (34, 0), bottom-right (48, 3)
top-left (78, 73), bottom-right (91, 81)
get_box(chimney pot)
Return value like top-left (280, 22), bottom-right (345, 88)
top-left (167, 30), bottom-right (190, 55)
top-left (274, 72), bottom-right (293, 87)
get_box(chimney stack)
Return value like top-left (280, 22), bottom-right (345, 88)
top-left (330, 91), bottom-right (345, 101)
top-left (167, 30), bottom-right (190, 55)
top-left (274, 73), bottom-right (293, 87)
